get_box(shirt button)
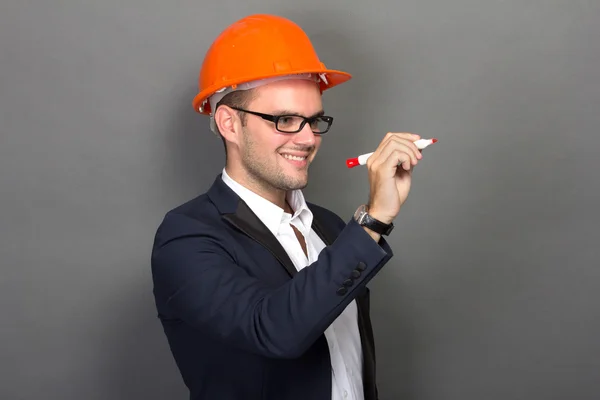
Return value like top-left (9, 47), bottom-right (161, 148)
top-left (344, 390), bottom-right (348, 398)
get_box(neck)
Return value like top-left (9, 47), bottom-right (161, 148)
top-left (225, 164), bottom-right (292, 212)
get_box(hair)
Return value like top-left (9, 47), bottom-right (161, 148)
top-left (212, 89), bottom-right (257, 158)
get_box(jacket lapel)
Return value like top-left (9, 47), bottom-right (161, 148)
top-left (207, 174), bottom-right (298, 278)
top-left (223, 196), bottom-right (336, 279)
top-left (223, 200), bottom-right (298, 278)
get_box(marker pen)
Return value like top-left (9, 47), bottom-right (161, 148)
top-left (346, 138), bottom-right (438, 168)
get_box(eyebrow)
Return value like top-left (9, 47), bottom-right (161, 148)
top-left (272, 109), bottom-right (325, 118)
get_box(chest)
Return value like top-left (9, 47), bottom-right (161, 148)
top-left (223, 217), bottom-right (329, 288)
top-left (274, 222), bottom-right (325, 273)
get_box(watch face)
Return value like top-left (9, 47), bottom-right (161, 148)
top-left (354, 205), bottom-right (368, 224)
top-left (357, 213), bottom-right (367, 224)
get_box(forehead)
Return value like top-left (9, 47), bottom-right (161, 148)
top-left (251, 79), bottom-right (322, 111)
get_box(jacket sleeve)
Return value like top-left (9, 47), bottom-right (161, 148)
top-left (151, 211), bottom-right (393, 359)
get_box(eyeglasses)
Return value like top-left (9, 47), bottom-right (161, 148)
top-left (228, 106), bottom-right (334, 134)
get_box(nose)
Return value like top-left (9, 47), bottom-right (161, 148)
top-left (292, 121), bottom-right (317, 146)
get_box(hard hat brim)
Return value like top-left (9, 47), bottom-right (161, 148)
top-left (192, 68), bottom-right (352, 115)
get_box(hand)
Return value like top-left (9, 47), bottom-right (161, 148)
top-left (365, 132), bottom-right (423, 224)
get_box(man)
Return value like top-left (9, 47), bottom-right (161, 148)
top-left (151, 14), bottom-right (424, 400)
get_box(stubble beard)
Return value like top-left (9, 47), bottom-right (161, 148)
top-left (240, 128), bottom-right (311, 193)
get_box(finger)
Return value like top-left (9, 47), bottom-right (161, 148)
top-left (383, 132), bottom-right (421, 148)
top-left (383, 149), bottom-right (412, 172)
top-left (378, 133), bottom-right (422, 160)
top-left (383, 132), bottom-right (421, 142)
top-left (368, 133), bottom-right (421, 168)
top-left (388, 137), bottom-right (422, 163)
top-left (376, 138), bottom-right (420, 168)
top-left (371, 146), bottom-right (414, 174)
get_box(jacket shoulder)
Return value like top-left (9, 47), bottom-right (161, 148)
top-left (152, 193), bottom-right (222, 244)
top-left (306, 201), bottom-right (347, 229)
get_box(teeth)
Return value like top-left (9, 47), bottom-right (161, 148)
top-left (282, 154), bottom-right (306, 161)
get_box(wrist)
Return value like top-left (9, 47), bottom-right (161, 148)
top-left (366, 206), bottom-right (395, 225)
top-left (353, 204), bottom-right (395, 236)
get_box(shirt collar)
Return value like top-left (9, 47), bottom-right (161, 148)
top-left (221, 168), bottom-right (313, 236)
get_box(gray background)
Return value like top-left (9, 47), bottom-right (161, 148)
top-left (1, 0), bottom-right (599, 399)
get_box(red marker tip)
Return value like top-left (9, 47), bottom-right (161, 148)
top-left (346, 158), bottom-right (359, 168)
top-left (431, 138), bottom-right (438, 143)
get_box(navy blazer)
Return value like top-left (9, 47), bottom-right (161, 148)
top-left (151, 174), bottom-right (394, 400)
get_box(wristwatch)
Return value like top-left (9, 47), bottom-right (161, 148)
top-left (353, 205), bottom-right (394, 236)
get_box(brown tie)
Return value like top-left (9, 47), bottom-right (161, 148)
top-left (290, 224), bottom-right (308, 258)
top-left (285, 201), bottom-right (308, 258)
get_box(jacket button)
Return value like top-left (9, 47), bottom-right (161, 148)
top-left (336, 287), bottom-right (347, 296)
top-left (351, 269), bottom-right (361, 279)
top-left (343, 279), bottom-right (354, 287)
top-left (356, 262), bottom-right (366, 271)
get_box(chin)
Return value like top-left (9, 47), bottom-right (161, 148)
top-left (277, 174), bottom-right (308, 191)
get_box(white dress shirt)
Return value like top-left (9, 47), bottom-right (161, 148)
top-left (221, 168), bottom-right (364, 400)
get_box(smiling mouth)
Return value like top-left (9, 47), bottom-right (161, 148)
top-left (281, 154), bottom-right (308, 161)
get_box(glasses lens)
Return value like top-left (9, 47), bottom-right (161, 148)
top-left (276, 116), bottom-right (303, 132)
top-left (277, 116), bottom-right (330, 133)
top-left (309, 117), bottom-right (331, 133)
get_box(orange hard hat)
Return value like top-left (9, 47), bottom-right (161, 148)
top-left (192, 14), bottom-right (352, 115)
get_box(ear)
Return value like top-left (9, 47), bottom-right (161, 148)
top-left (214, 106), bottom-right (242, 146)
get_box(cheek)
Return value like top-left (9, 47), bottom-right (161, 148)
top-left (312, 136), bottom-right (323, 151)
top-left (244, 124), bottom-right (288, 152)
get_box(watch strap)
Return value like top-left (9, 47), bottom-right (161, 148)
top-left (354, 205), bottom-right (394, 235)
top-left (362, 213), bottom-right (394, 235)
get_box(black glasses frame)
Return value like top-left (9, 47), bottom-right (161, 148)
top-left (228, 106), bottom-right (334, 134)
